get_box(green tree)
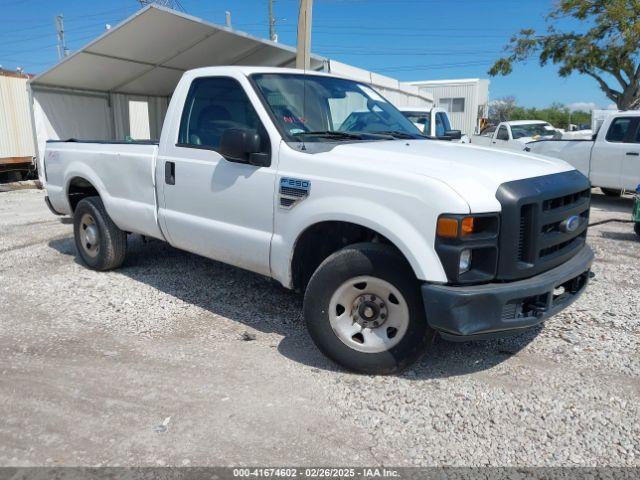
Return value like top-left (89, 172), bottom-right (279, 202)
top-left (489, 0), bottom-right (640, 110)
top-left (489, 98), bottom-right (592, 129)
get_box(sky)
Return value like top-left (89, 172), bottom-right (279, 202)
top-left (0, 0), bottom-right (615, 110)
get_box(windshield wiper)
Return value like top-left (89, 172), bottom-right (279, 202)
top-left (371, 130), bottom-right (417, 139)
top-left (293, 131), bottom-right (364, 140)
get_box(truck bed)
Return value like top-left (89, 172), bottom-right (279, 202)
top-left (526, 139), bottom-right (594, 178)
top-left (44, 140), bottom-right (163, 240)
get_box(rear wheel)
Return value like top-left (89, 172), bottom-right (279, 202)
top-left (304, 243), bottom-right (433, 374)
top-left (601, 187), bottom-right (623, 197)
top-left (73, 196), bottom-right (127, 270)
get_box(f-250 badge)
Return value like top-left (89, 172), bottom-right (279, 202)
top-left (279, 177), bottom-right (310, 209)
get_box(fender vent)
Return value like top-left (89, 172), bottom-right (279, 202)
top-left (279, 177), bottom-right (310, 209)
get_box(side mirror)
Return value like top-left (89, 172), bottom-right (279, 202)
top-left (219, 129), bottom-right (270, 166)
top-left (441, 129), bottom-right (462, 140)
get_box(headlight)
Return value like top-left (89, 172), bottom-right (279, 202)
top-left (435, 213), bottom-right (500, 284)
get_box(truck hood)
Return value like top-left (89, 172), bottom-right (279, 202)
top-left (328, 139), bottom-right (574, 212)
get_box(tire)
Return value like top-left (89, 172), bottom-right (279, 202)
top-left (303, 243), bottom-right (434, 374)
top-left (73, 196), bottom-right (127, 271)
top-left (635, 222), bottom-right (640, 238)
top-left (601, 187), bottom-right (622, 197)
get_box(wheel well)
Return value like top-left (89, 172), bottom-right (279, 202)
top-left (68, 177), bottom-right (99, 212)
top-left (291, 221), bottom-right (403, 291)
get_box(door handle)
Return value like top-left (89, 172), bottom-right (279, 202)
top-left (165, 161), bottom-right (175, 185)
top-left (626, 152), bottom-right (639, 156)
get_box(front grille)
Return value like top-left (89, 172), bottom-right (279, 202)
top-left (496, 171), bottom-right (591, 281)
top-left (543, 189), bottom-right (590, 211)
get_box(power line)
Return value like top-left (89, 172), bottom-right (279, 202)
top-left (0, 21), bottom-right (116, 47)
top-left (375, 60), bottom-right (493, 72)
top-left (0, 6), bottom-right (137, 36)
top-left (3, 33), bottom-right (99, 56)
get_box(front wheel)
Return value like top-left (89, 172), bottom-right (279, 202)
top-left (303, 243), bottom-right (433, 374)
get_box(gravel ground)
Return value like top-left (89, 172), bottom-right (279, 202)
top-left (0, 188), bottom-right (638, 467)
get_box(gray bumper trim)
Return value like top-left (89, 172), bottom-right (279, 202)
top-left (422, 245), bottom-right (594, 340)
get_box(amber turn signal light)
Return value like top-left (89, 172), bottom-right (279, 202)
top-left (461, 217), bottom-right (475, 236)
top-left (436, 217), bottom-right (459, 238)
top-left (437, 216), bottom-right (477, 238)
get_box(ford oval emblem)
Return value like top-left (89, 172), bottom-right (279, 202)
top-left (561, 215), bottom-right (580, 233)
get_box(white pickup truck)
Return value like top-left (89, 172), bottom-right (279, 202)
top-left (526, 111), bottom-right (640, 196)
top-left (472, 120), bottom-right (559, 150)
top-left (43, 67), bottom-right (593, 374)
top-left (397, 107), bottom-right (469, 143)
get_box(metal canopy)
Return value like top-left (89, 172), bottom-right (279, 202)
top-left (30, 5), bottom-right (327, 96)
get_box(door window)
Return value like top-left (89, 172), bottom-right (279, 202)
top-left (480, 126), bottom-right (496, 137)
top-left (496, 126), bottom-right (509, 141)
top-left (178, 77), bottom-right (267, 152)
top-left (402, 112), bottom-right (431, 134)
top-left (605, 117), bottom-right (636, 143)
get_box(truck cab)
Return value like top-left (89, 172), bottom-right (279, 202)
top-left (526, 111), bottom-right (640, 195)
top-left (397, 106), bottom-right (468, 143)
top-left (42, 67), bottom-right (593, 374)
top-left (473, 120), bottom-right (559, 150)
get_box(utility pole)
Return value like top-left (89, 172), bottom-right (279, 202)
top-left (269, 0), bottom-right (277, 41)
top-left (295, 0), bottom-right (312, 70)
top-left (55, 14), bottom-right (69, 60)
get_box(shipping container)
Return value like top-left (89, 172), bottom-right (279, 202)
top-left (0, 69), bottom-right (36, 178)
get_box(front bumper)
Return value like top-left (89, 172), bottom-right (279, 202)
top-left (422, 244), bottom-right (594, 341)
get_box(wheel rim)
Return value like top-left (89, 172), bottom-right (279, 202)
top-left (79, 213), bottom-right (100, 258)
top-left (328, 275), bottom-right (410, 353)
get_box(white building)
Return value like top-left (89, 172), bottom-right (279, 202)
top-left (407, 78), bottom-right (490, 137)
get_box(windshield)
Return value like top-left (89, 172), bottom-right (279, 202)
top-left (510, 123), bottom-right (556, 139)
top-left (252, 73), bottom-right (423, 141)
top-left (402, 112), bottom-right (431, 134)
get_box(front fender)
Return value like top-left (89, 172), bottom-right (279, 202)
top-left (271, 195), bottom-right (454, 288)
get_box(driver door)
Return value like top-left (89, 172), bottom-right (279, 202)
top-left (157, 76), bottom-right (276, 276)
top-left (591, 117), bottom-right (638, 190)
